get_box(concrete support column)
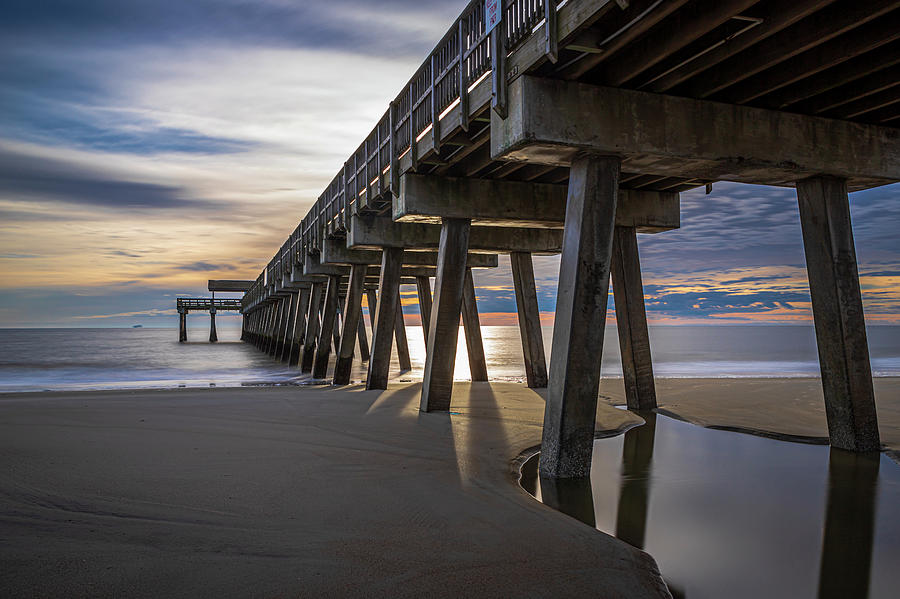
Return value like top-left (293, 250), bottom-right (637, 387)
top-left (365, 288), bottom-right (377, 329)
top-left (367, 248), bottom-right (404, 390)
top-left (510, 251), bottom-right (547, 388)
top-left (357, 315), bottom-right (370, 362)
top-left (266, 299), bottom-right (281, 356)
top-left (257, 306), bottom-right (268, 349)
top-left (461, 268), bottom-right (488, 382)
top-left (333, 295), bottom-right (343, 353)
top-left (611, 226), bottom-right (656, 410)
top-left (289, 288), bottom-right (311, 366)
top-left (416, 276), bottom-right (433, 343)
top-left (540, 154), bottom-right (620, 479)
top-left (394, 302), bottom-right (412, 372)
top-left (301, 283), bottom-right (323, 373)
top-left (313, 275), bottom-right (341, 379)
top-left (267, 302), bottom-right (279, 354)
top-left (797, 176), bottom-right (880, 452)
top-left (279, 292), bottom-right (297, 363)
top-left (178, 312), bottom-right (187, 342)
top-left (334, 265), bottom-right (368, 385)
top-left (420, 218), bottom-right (471, 411)
top-left (209, 309), bottom-right (218, 343)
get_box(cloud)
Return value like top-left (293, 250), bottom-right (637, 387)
top-left (0, 145), bottom-right (221, 210)
top-left (175, 261), bottom-right (232, 272)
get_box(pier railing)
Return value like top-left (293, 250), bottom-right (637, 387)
top-left (177, 298), bottom-right (242, 312)
top-left (242, 0), bottom-right (560, 305)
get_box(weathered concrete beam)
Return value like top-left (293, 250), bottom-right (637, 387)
top-left (320, 239), bottom-right (499, 268)
top-left (492, 76), bottom-right (900, 191)
top-left (208, 280), bottom-right (254, 292)
top-left (397, 173), bottom-right (679, 233)
top-left (348, 216), bottom-right (563, 254)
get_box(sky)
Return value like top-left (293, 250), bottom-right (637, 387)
top-left (0, 0), bottom-right (898, 328)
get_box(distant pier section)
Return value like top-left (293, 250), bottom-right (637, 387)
top-left (176, 280), bottom-right (253, 342)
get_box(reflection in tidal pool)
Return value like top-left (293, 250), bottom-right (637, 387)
top-left (519, 414), bottom-right (900, 599)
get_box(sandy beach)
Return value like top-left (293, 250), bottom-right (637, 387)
top-left (2, 378), bottom-right (898, 597)
top-left (600, 377), bottom-right (900, 460)
top-left (0, 382), bottom-right (662, 598)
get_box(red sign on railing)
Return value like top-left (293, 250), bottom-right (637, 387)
top-left (485, 0), bottom-right (501, 34)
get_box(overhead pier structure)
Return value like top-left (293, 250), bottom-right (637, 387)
top-left (227, 0), bottom-right (898, 476)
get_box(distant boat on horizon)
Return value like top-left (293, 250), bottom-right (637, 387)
top-left (132, 324), bottom-right (143, 328)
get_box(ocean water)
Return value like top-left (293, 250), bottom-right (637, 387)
top-left (1, 325), bottom-right (899, 393)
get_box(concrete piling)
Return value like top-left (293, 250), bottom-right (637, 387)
top-left (313, 275), bottom-right (341, 380)
top-left (611, 226), bottom-right (656, 411)
top-left (334, 265), bottom-right (367, 385)
top-left (367, 248), bottom-right (403, 390)
top-left (797, 176), bottom-right (880, 452)
top-left (420, 218), bottom-right (471, 412)
top-left (540, 154), bottom-right (620, 479)
top-left (510, 251), bottom-right (547, 388)
top-left (461, 268), bottom-right (488, 382)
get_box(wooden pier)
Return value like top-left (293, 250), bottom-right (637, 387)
top-left (205, 1), bottom-right (896, 475)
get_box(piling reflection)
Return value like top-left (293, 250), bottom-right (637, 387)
top-left (614, 411), bottom-right (656, 549)
top-left (520, 412), bottom-right (898, 598)
top-left (817, 448), bottom-right (880, 599)
top-left (538, 475), bottom-right (596, 527)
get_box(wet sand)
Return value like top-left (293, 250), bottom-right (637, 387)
top-left (0, 383), bottom-right (665, 598)
top-left (599, 377), bottom-right (900, 459)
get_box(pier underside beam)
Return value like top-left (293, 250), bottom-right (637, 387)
top-left (492, 76), bottom-right (900, 191)
top-left (540, 153), bottom-right (620, 479)
top-left (510, 251), bottom-right (548, 388)
top-left (313, 275), bottom-right (341, 380)
top-left (367, 248), bottom-right (403, 390)
top-left (334, 265), bottom-right (367, 385)
top-left (461, 268), bottom-right (488, 382)
top-left (421, 218), bottom-right (471, 412)
top-left (611, 227), bottom-right (657, 411)
top-left (348, 217), bottom-right (563, 254)
top-left (397, 173), bottom-right (679, 233)
top-left (320, 240), bottom-right (498, 269)
top-left (797, 176), bottom-right (880, 452)
top-left (301, 283), bottom-right (323, 373)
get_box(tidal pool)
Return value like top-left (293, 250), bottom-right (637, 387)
top-left (519, 413), bottom-right (900, 599)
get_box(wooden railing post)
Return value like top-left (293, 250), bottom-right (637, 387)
top-left (430, 54), bottom-right (441, 156)
top-left (545, 0), bottom-right (558, 63)
top-left (458, 17), bottom-right (470, 132)
top-left (490, 5), bottom-right (507, 118)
